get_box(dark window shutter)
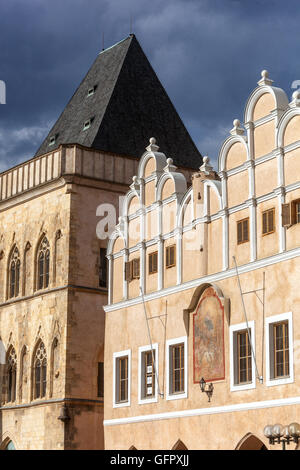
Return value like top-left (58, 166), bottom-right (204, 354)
top-left (281, 204), bottom-right (295, 227)
top-left (125, 261), bottom-right (132, 281)
top-left (262, 212), bottom-right (268, 234)
top-left (170, 246), bottom-right (175, 266)
top-left (149, 254), bottom-right (152, 274)
top-left (243, 219), bottom-right (249, 242)
top-left (237, 221), bottom-right (243, 243)
top-left (153, 252), bottom-right (158, 272)
top-left (268, 209), bottom-right (274, 232)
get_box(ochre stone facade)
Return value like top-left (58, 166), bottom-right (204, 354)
top-left (0, 144), bottom-right (138, 449)
top-left (104, 72), bottom-right (300, 450)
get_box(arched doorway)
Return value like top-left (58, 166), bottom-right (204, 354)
top-left (5, 441), bottom-right (15, 450)
top-left (172, 439), bottom-right (188, 450)
top-left (0, 438), bottom-right (16, 450)
top-left (236, 433), bottom-right (267, 450)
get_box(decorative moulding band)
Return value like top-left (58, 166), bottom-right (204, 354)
top-left (103, 395), bottom-right (300, 427)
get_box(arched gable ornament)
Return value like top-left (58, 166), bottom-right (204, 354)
top-left (244, 70), bottom-right (289, 125)
top-left (138, 138), bottom-right (167, 179)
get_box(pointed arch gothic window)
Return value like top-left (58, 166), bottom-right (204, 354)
top-left (37, 236), bottom-right (50, 290)
top-left (33, 342), bottom-right (47, 399)
top-left (7, 347), bottom-right (17, 402)
top-left (9, 246), bottom-right (20, 298)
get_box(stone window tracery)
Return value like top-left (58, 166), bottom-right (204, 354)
top-left (9, 246), bottom-right (20, 298)
top-left (7, 347), bottom-right (17, 402)
top-left (33, 342), bottom-right (47, 399)
top-left (37, 236), bottom-right (50, 290)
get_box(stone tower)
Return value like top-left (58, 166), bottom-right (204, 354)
top-left (0, 35), bottom-right (201, 450)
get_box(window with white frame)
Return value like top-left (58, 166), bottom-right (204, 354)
top-left (230, 321), bottom-right (256, 391)
top-left (113, 349), bottom-right (131, 407)
top-left (138, 343), bottom-right (158, 404)
top-left (166, 336), bottom-right (187, 400)
top-left (266, 312), bottom-right (294, 387)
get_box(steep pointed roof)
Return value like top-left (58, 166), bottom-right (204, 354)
top-left (35, 35), bottom-right (202, 169)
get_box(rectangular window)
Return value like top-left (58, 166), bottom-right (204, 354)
top-left (113, 350), bottom-right (131, 407)
top-left (281, 200), bottom-right (300, 227)
top-left (237, 218), bottom-right (249, 244)
top-left (292, 199), bottom-right (300, 224)
top-left (230, 321), bottom-right (255, 392)
top-left (166, 337), bottom-right (187, 400)
top-left (171, 343), bottom-right (184, 394)
top-left (273, 322), bottom-right (289, 378)
top-left (117, 356), bottom-right (128, 403)
top-left (149, 252), bottom-right (158, 274)
top-left (138, 344), bottom-right (158, 404)
top-left (143, 351), bottom-right (156, 398)
top-left (99, 248), bottom-right (107, 288)
top-left (125, 258), bottom-right (140, 282)
top-left (266, 312), bottom-right (293, 387)
top-left (262, 208), bottom-right (275, 235)
top-left (295, 200), bottom-right (300, 224)
top-left (166, 245), bottom-right (176, 268)
top-left (97, 362), bottom-right (104, 398)
top-left (237, 330), bottom-right (252, 384)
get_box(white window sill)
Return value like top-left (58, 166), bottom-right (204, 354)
top-left (266, 376), bottom-right (294, 387)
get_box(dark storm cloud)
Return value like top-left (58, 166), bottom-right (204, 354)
top-left (1, 0), bottom-right (300, 171)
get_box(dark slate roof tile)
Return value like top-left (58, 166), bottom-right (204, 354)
top-left (35, 35), bottom-right (202, 169)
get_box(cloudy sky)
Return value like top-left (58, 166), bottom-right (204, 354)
top-left (0, 0), bottom-right (300, 172)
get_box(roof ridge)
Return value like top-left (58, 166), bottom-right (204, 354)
top-left (97, 35), bottom-right (133, 56)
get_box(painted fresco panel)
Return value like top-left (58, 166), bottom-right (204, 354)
top-left (193, 287), bottom-right (225, 383)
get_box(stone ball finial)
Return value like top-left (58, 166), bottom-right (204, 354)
top-left (132, 175), bottom-right (137, 183)
top-left (166, 157), bottom-right (173, 165)
top-left (292, 90), bottom-right (300, 100)
top-left (233, 119), bottom-right (240, 128)
top-left (149, 137), bottom-right (156, 145)
top-left (203, 156), bottom-right (209, 163)
top-left (261, 70), bottom-right (269, 78)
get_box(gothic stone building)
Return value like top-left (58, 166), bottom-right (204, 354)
top-left (104, 71), bottom-right (300, 450)
top-left (0, 35), bottom-right (201, 450)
